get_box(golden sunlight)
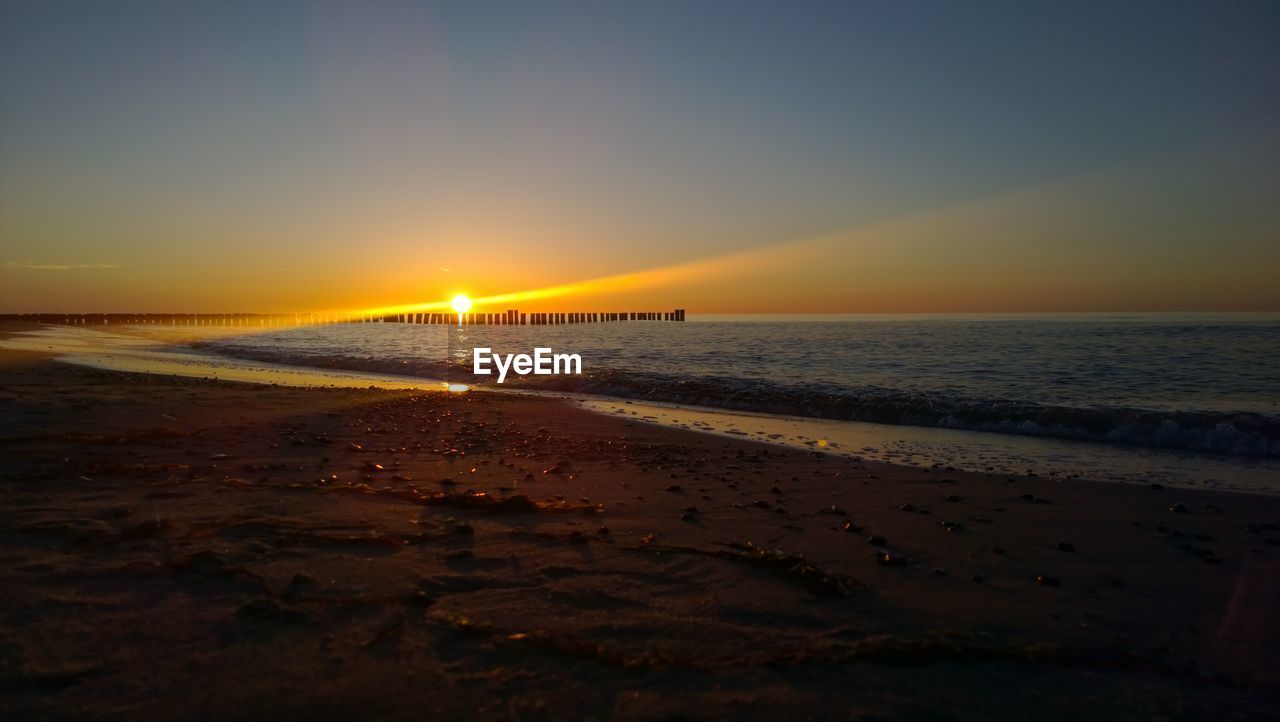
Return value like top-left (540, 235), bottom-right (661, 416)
top-left (450, 294), bottom-right (473, 314)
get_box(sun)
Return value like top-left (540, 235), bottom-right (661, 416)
top-left (450, 294), bottom-right (473, 314)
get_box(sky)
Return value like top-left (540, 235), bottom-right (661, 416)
top-left (2, 0), bottom-right (1278, 313)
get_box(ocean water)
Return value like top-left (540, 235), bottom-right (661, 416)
top-left (8, 314), bottom-right (1280, 491)
top-left (181, 313), bottom-right (1280, 458)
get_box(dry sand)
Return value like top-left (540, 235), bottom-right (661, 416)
top-left (2, 335), bottom-right (1279, 720)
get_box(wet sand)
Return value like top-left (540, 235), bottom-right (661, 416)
top-left (2, 336), bottom-right (1279, 720)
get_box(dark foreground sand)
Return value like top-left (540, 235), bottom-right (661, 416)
top-left (2, 341), bottom-right (1279, 721)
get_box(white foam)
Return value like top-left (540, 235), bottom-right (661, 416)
top-left (574, 398), bottom-right (1280, 494)
top-left (6, 324), bottom-right (1280, 494)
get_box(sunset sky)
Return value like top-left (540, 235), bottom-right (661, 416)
top-left (2, 1), bottom-right (1278, 313)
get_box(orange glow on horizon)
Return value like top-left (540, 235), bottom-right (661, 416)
top-left (336, 242), bottom-right (780, 320)
top-left (148, 161), bottom-right (1280, 323)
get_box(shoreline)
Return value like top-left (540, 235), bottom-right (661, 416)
top-left (4, 322), bottom-right (1279, 494)
top-left (577, 398), bottom-right (1280, 495)
top-left (2, 344), bottom-right (1279, 719)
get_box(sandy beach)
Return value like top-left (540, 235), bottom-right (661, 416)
top-left (2, 331), bottom-right (1278, 721)
top-left (5, 2), bottom-right (1278, 718)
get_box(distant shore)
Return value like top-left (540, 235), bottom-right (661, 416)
top-left (2, 339), bottom-right (1279, 720)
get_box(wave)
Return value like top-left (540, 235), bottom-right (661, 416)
top-left (200, 344), bottom-right (1280, 458)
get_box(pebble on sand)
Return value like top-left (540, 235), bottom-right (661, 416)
top-left (876, 552), bottom-right (908, 567)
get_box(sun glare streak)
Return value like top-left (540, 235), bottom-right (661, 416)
top-left (337, 233), bottom-right (819, 321)
top-left (259, 183), bottom-right (1070, 325)
top-left (345, 169), bottom-right (1147, 320)
top-left (157, 195), bottom-right (960, 329)
top-left (102, 191), bottom-right (993, 336)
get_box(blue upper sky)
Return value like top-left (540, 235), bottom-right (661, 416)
top-left (2, 1), bottom-right (1278, 311)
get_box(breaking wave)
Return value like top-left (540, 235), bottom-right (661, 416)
top-left (197, 344), bottom-right (1280, 457)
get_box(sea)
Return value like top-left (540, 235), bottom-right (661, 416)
top-left (8, 313), bottom-right (1279, 492)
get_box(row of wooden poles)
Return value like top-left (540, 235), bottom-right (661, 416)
top-left (413, 309), bottom-right (687, 325)
top-left (0, 310), bottom-right (686, 327)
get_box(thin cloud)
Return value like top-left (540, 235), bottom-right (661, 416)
top-left (4, 261), bottom-right (120, 271)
